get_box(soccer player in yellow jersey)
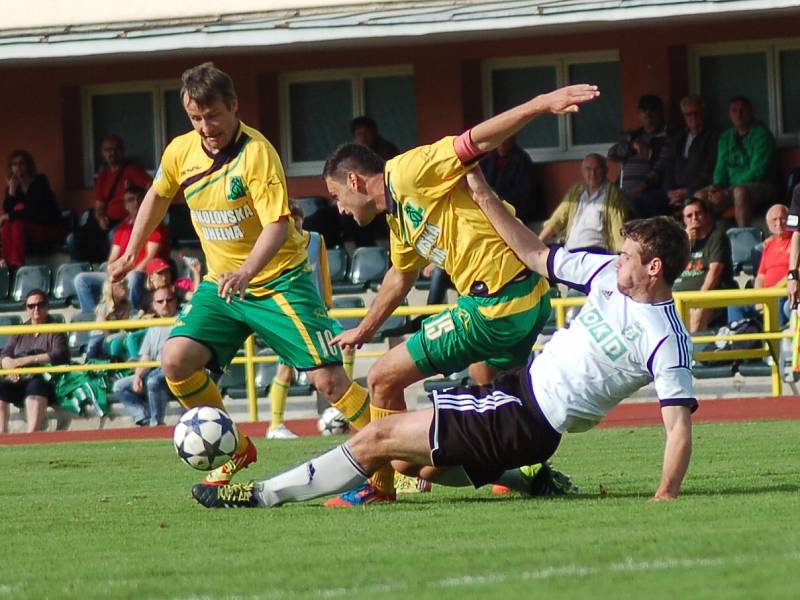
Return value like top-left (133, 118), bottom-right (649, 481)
top-left (322, 83), bottom-right (599, 505)
top-left (109, 62), bottom-right (370, 486)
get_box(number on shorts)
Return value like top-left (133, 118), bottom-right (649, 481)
top-left (424, 313), bottom-right (455, 340)
top-left (316, 330), bottom-right (336, 357)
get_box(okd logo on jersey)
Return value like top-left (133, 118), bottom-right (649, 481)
top-left (227, 176), bottom-right (247, 201)
top-left (577, 307), bottom-right (628, 361)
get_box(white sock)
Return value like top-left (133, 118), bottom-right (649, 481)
top-left (254, 444), bottom-right (368, 507)
top-left (428, 466), bottom-right (473, 487)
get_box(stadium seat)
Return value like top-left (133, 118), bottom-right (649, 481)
top-left (68, 312), bottom-right (96, 355)
top-left (167, 203), bottom-right (200, 248)
top-left (0, 265), bottom-right (51, 311)
top-left (0, 314), bottom-right (22, 349)
top-left (750, 242), bottom-right (764, 277)
top-left (50, 262), bottom-right (92, 308)
top-left (326, 246), bottom-right (351, 294)
top-left (331, 296), bottom-right (364, 331)
top-left (0, 267), bottom-right (8, 300)
top-left (218, 363), bottom-right (250, 399)
top-left (738, 360), bottom-right (773, 377)
top-left (49, 313), bottom-right (66, 324)
top-left (692, 362), bottom-right (736, 379)
top-left (423, 368), bottom-right (471, 393)
top-left (294, 196), bottom-right (326, 220)
top-left (349, 246), bottom-right (389, 292)
top-left (374, 299), bottom-right (408, 341)
top-left (726, 227), bottom-right (763, 275)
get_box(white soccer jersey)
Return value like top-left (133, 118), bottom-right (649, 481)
top-left (531, 247), bottom-right (696, 433)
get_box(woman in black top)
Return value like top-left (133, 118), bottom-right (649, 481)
top-left (1, 150), bottom-right (65, 271)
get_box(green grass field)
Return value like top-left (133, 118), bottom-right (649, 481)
top-left (2, 420), bottom-right (799, 599)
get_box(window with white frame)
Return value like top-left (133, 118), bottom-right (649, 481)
top-left (690, 39), bottom-right (800, 145)
top-left (280, 67), bottom-right (416, 177)
top-left (484, 53), bottom-right (621, 161)
top-left (82, 82), bottom-right (190, 186)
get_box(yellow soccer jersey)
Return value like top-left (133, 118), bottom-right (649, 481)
top-left (385, 135), bottom-right (528, 296)
top-left (152, 122), bottom-right (306, 295)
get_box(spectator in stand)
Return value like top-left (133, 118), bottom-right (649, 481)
top-left (673, 197), bottom-right (736, 332)
top-left (112, 285), bottom-right (178, 427)
top-left (0, 290), bottom-right (69, 433)
top-left (608, 94), bottom-right (674, 205)
top-left (539, 153), bottom-right (628, 253)
top-left (74, 186), bottom-right (169, 313)
top-left (87, 279), bottom-right (133, 360)
top-left (350, 116), bottom-right (399, 161)
top-left (634, 95), bottom-right (719, 218)
top-left (727, 204), bottom-right (791, 326)
top-left (480, 135), bottom-right (539, 223)
top-left (71, 135), bottom-right (152, 262)
top-left (143, 257), bottom-right (199, 306)
top-left (0, 150), bottom-right (65, 273)
top-left (705, 96), bottom-right (777, 227)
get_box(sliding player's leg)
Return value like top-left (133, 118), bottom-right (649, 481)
top-left (192, 408), bottom-right (435, 508)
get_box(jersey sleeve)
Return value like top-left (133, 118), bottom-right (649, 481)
top-left (649, 335), bottom-right (698, 412)
top-left (246, 142), bottom-right (290, 226)
top-left (152, 142), bottom-right (181, 200)
top-left (546, 246), bottom-right (616, 294)
top-left (388, 136), bottom-right (475, 201)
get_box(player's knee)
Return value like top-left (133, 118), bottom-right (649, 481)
top-left (161, 345), bottom-right (191, 381)
top-left (366, 363), bottom-right (397, 404)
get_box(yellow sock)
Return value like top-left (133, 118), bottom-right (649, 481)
top-left (369, 404), bottom-right (404, 495)
top-left (167, 370), bottom-right (250, 454)
top-left (331, 381), bottom-right (370, 430)
top-left (342, 350), bottom-right (355, 380)
top-left (269, 379), bottom-right (290, 427)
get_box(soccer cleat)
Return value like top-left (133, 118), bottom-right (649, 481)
top-left (492, 463), bottom-right (580, 497)
top-left (202, 437), bottom-right (258, 486)
top-left (394, 472), bottom-right (433, 495)
top-left (266, 424), bottom-right (299, 440)
top-left (192, 482), bottom-right (260, 508)
top-left (324, 480), bottom-right (397, 507)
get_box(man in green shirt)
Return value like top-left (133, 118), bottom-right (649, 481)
top-left (707, 96), bottom-right (776, 227)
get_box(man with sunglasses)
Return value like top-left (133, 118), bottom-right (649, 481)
top-left (0, 290), bottom-right (69, 433)
top-left (112, 286), bottom-right (178, 426)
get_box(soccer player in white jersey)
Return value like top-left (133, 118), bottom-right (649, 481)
top-left (192, 173), bottom-right (696, 509)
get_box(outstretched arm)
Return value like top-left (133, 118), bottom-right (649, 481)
top-left (465, 170), bottom-right (551, 277)
top-left (468, 85), bottom-right (599, 153)
top-left (653, 405), bottom-right (693, 501)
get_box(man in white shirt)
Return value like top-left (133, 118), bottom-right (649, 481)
top-left (192, 146), bottom-right (696, 510)
top-left (539, 154), bottom-right (628, 252)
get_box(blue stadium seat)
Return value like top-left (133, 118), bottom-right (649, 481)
top-left (331, 296), bottom-right (364, 331)
top-left (51, 262), bottom-right (92, 308)
top-left (218, 363), bottom-right (250, 399)
top-left (0, 314), bottom-right (22, 349)
top-left (374, 299), bottom-right (408, 341)
top-left (0, 265), bottom-right (51, 311)
top-left (326, 246), bottom-right (351, 294)
top-left (0, 267), bottom-right (8, 300)
top-left (68, 312), bottom-right (96, 355)
top-left (349, 246), bottom-right (389, 292)
top-left (726, 227), bottom-right (763, 275)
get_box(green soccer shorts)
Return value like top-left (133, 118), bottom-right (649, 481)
top-left (170, 264), bottom-right (343, 370)
top-left (405, 274), bottom-right (551, 377)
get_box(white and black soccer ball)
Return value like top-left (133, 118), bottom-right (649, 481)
top-left (317, 406), bottom-right (351, 436)
top-left (173, 406), bottom-right (239, 470)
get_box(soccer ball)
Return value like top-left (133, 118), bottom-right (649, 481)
top-left (317, 406), bottom-right (350, 436)
top-left (173, 406), bottom-right (239, 470)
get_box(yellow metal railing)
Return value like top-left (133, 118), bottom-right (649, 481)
top-left (0, 287), bottom-right (791, 421)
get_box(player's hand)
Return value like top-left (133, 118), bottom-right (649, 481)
top-left (331, 327), bottom-right (371, 351)
top-left (108, 253), bottom-right (136, 283)
top-left (217, 269), bottom-right (253, 303)
top-left (787, 279), bottom-right (799, 309)
top-left (534, 84), bottom-right (600, 115)
top-left (132, 375), bottom-right (144, 394)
